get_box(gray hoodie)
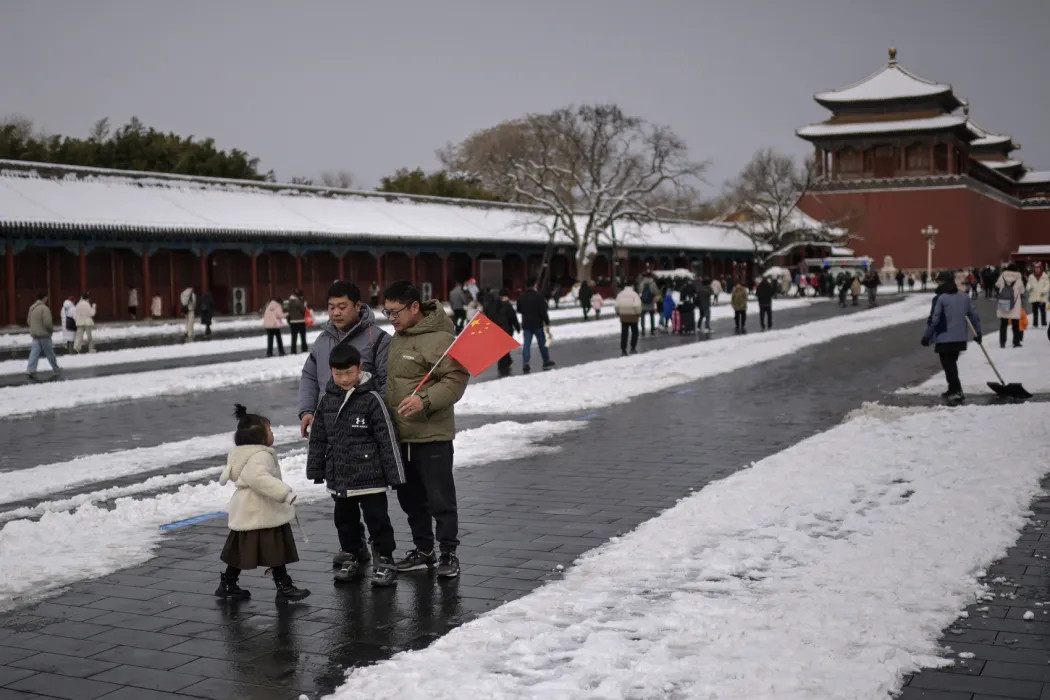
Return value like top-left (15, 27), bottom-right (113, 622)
top-left (297, 305), bottom-right (390, 419)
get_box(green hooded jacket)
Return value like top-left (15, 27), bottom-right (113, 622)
top-left (385, 300), bottom-right (469, 443)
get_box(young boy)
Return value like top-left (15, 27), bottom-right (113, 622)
top-left (306, 343), bottom-right (405, 586)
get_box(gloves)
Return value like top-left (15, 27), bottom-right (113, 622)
top-left (283, 492), bottom-right (297, 505)
top-left (313, 478), bottom-right (324, 485)
top-left (920, 336), bottom-right (931, 347)
top-left (974, 334), bottom-right (982, 345)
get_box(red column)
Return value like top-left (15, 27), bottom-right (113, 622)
top-left (929, 143), bottom-right (935, 174)
top-left (250, 251), bottom-right (259, 313)
top-left (410, 253), bottom-right (417, 285)
top-left (295, 251), bottom-right (303, 290)
top-left (79, 246), bottom-right (88, 294)
top-left (472, 255), bottom-right (478, 281)
top-left (5, 242), bottom-right (15, 326)
top-left (267, 254), bottom-right (274, 300)
top-left (376, 254), bottom-right (383, 290)
top-left (168, 252), bottom-right (176, 315)
top-left (142, 251), bottom-right (151, 309)
top-left (441, 255), bottom-right (449, 301)
top-left (200, 250), bottom-right (209, 292)
top-left (337, 252), bottom-right (345, 280)
top-left (110, 250), bottom-right (118, 317)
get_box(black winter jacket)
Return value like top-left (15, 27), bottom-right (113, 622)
top-left (516, 288), bottom-right (550, 330)
top-left (306, 374), bottom-right (405, 496)
top-left (756, 280), bottom-right (774, 305)
top-left (485, 299), bottom-right (520, 335)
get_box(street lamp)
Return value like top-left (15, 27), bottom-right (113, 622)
top-left (921, 225), bottom-right (939, 286)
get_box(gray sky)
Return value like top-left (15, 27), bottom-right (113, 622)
top-left (3, 0), bottom-right (1048, 194)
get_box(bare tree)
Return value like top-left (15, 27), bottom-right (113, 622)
top-left (723, 148), bottom-right (855, 270)
top-left (88, 117), bottom-right (110, 143)
top-left (319, 170), bottom-right (355, 189)
top-left (443, 104), bottom-right (707, 281)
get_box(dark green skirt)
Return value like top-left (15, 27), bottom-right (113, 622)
top-left (220, 524), bottom-right (299, 570)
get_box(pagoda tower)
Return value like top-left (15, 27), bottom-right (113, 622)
top-left (796, 48), bottom-right (1050, 271)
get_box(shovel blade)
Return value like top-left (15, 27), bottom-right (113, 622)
top-left (987, 381), bottom-right (1033, 399)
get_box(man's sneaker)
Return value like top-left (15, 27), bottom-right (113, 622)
top-left (333, 555), bottom-right (362, 582)
top-left (522, 364), bottom-right (530, 374)
top-left (333, 549), bottom-right (371, 567)
top-left (215, 573), bottom-right (251, 600)
top-left (436, 552), bottom-right (460, 579)
top-left (395, 548), bottom-right (436, 572)
top-left (542, 361), bottom-right (556, 370)
top-left (946, 391), bottom-right (965, 403)
top-left (371, 555), bottom-right (398, 587)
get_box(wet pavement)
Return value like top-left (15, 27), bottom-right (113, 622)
top-left (0, 299), bottom-right (975, 699)
top-left (0, 297), bottom-right (881, 472)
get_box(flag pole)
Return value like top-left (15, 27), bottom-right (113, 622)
top-left (411, 307), bottom-right (482, 396)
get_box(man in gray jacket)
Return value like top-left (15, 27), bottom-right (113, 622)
top-left (299, 281), bottom-right (390, 437)
top-left (26, 292), bottom-right (61, 380)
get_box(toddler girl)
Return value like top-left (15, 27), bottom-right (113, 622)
top-left (216, 404), bottom-right (310, 603)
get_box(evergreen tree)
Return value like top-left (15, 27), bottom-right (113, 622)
top-left (377, 167), bottom-right (503, 201)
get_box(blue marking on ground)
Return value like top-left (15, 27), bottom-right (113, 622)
top-left (674, 388), bottom-right (697, 395)
top-left (160, 512), bottom-right (225, 531)
top-left (575, 412), bottom-right (601, 421)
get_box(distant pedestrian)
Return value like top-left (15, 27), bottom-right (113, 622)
top-left (263, 297), bottom-right (286, 357)
top-left (614, 282), bottom-right (642, 355)
top-left (287, 290), bottom-right (308, 353)
top-left (591, 292), bottom-right (604, 320)
top-left (127, 286), bottom-right (138, 320)
top-left (60, 295), bottom-right (76, 352)
top-left (551, 284), bottom-right (563, 309)
top-left (661, 287), bottom-right (675, 330)
top-left (864, 272), bottom-right (879, 307)
top-left (696, 278), bottom-right (713, 335)
top-left (517, 278), bottom-right (555, 374)
top-left (485, 288), bottom-right (520, 377)
top-left (579, 280), bottom-right (594, 321)
top-left (150, 294), bottom-right (162, 321)
top-left (710, 278), bottom-right (723, 304)
top-left (731, 282), bottom-right (748, 334)
top-left (465, 278), bottom-right (480, 305)
top-left (922, 271), bottom-right (981, 403)
top-left (895, 271), bottom-right (905, 294)
top-left (199, 290), bottom-right (214, 338)
top-left (920, 270), bottom-right (929, 291)
top-left (449, 281), bottom-right (468, 333)
top-left (1026, 262), bottom-right (1049, 328)
top-left (369, 281), bottom-right (380, 309)
top-left (26, 292), bottom-right (61, 380)
top-left (73, 293), bottom-right (96, 353)
top-left (851, 276), bottom-right (862, 306)
top-left (216, 404), bottom-right (310, 603)
top-left (638, 270), bottom-right (658, 335)
top-left (908, 274), bottom-right (916, 291)
top-left (180, 286), bottom-right (197, 341)
top-left (996, 265), bottom-right (1024, 348)
top-left (756, 277), bottom-right (774, 330)
top-left (305, 344), bottom-right (404, 587)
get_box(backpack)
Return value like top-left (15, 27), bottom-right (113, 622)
top-left (997, 282), bottom-right (1016, 313)
top-left (640, 284), bottom-right (654, 305)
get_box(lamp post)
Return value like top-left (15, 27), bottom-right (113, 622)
top-left (921, 225), bottom-right (939, 286)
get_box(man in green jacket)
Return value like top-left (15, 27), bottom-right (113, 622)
top-left (382, 281), bottom-right (469, 578)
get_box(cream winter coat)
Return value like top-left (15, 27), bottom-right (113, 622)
top-left (74, 299), bottom-right (96, 327)
top-left (614, 288), bottom-right (643, 324)
top-left (996, 271), bottom-right (1024, 320)
top-left (220, 445), bottom-right (295, 532)
top-left (262, 300), bottom-right (286, 329)
top-left (1027, 272), bottom-right (1050, 305)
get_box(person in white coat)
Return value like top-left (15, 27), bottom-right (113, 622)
top-left (180, 286), bottom-right (197, 341)
top-left (60, 296), bottom-right (76, 352)
top-left (73, 293), bottom-right (96, 353)
top-left (1026, 262), bottom-right (1050, 328)
top-left (996, 265), bottom-right (1025, 348)
top-left (614, 283), bottom-right (643, 356)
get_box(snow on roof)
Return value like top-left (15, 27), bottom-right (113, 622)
top-left (983, 159), bottom-right (1023, 170)
top-left (797, 114), bottom-right (966, 139)
top-left (967, 121), bottom-right (1013, 148)
top-left (831, 247), bottom-right (855, 256)
top-left (1018, 170), bottom-right (1050, 184)
top-left (1017, 245), bottom-right (1050, 255)
top-left (814, 63), bottom-right (951, 104)
top-left (0, 168), bottom-right (757, 253)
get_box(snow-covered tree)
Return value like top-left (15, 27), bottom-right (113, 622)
top-left (724, 148), bottom-right (854, 270)
top-left (442, 104), bottom-right (706, 281)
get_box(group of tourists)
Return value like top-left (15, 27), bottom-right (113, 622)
top-left (216, 280), bottom-right (468, 602)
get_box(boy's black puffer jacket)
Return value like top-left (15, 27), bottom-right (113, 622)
top-left (306, 373), bottom-right (405, 496)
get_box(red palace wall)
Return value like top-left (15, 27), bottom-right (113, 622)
top-left (800, 185), bottom-right (1020, 270)
top-left (1019, 206), bottom-right (1050, 246)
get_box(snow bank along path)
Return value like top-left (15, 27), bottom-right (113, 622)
top-left (0, 420), bottom-right (584, 610)
top-left (457, 296), bottom-right (928, 415)
top-left (331, 403), bottom-right (1047, 699)
top-left (0, 298), bottom-right (822, 417)
top-left (901, 333), bottom-right (1050, 396)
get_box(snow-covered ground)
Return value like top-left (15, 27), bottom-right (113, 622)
top-left (0, 420), bottom-right (584, 610)
top-left (331, 402), bottom-right (1046, 699)
top-left (901, 330), bottom-right (1050, 396)
top-left (0, 299), bottom-right (822, 417)
top-left (458, 296), bottom-right (928, 415)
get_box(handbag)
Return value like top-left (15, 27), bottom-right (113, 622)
top-left (1020, 308), bottom-right (1029, 332)
top-left (304, 307), bottom-right (315, 328)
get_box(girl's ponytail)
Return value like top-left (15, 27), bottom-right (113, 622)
top-left (233, 404), bottom-right (270, 446)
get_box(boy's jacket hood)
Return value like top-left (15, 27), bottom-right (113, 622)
top-left (323, 371), bottom-right (376, 397)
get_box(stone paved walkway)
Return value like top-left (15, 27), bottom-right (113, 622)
top-left (1, 298), bottom-right (1040, 699)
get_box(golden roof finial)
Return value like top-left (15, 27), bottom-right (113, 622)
top-left (888, 46), bottom-right (898, 64)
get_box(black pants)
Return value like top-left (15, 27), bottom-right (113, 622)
top-left (1032, 302), bottom-right (1047, 327)
top-left (642, 310), bottom-right (657, 334)
top-left (266, 328), bottom-right (285, 356)
top-left (620, 321), bottom-right (638, 352)
top-left (734, 310), bottom-right (746, 330)
top-left (225, 564), bottom-right (287, 584)
top-left (938, 350), bottom-right (962, 393)
top-left (289, 322), bottom-right (307, 352)
top-left (396, 441), bottom-right (458, 553)
top-left (497, 353), bottom-right (512, 374)
top-left (452, 308), bottom-right (466, 332)
top-left (897, 283), bottom-right (904, 293)
top-left (582, 305), bottom-right (590, 320)
top-left (999, 318), bottom-right (1022, 347)
top-left (333, 492), bottom-right (395, 557)
top-left (759, 305), bottom-right (772, 329)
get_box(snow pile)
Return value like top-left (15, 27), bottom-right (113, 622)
top-left (459, 297), bottom-right (928, 415)
top-left (901, 334), bottom-right (1050, 395)
top-left (0, 420), bottom-right (583, 609)
top-left (331, 403), bottom-right (1045, 699)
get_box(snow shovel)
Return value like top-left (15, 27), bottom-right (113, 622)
top-left (965, 317), bottom-right (1032, 399)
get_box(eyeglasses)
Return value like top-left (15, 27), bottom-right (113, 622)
top-left (382, 304), bottom-right (409, 320)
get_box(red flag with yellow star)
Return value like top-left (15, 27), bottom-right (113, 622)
top-left (447, 312), bottom-right (521, 377)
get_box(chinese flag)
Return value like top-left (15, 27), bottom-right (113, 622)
top-left (448, 313), bottom-right (521, 376)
